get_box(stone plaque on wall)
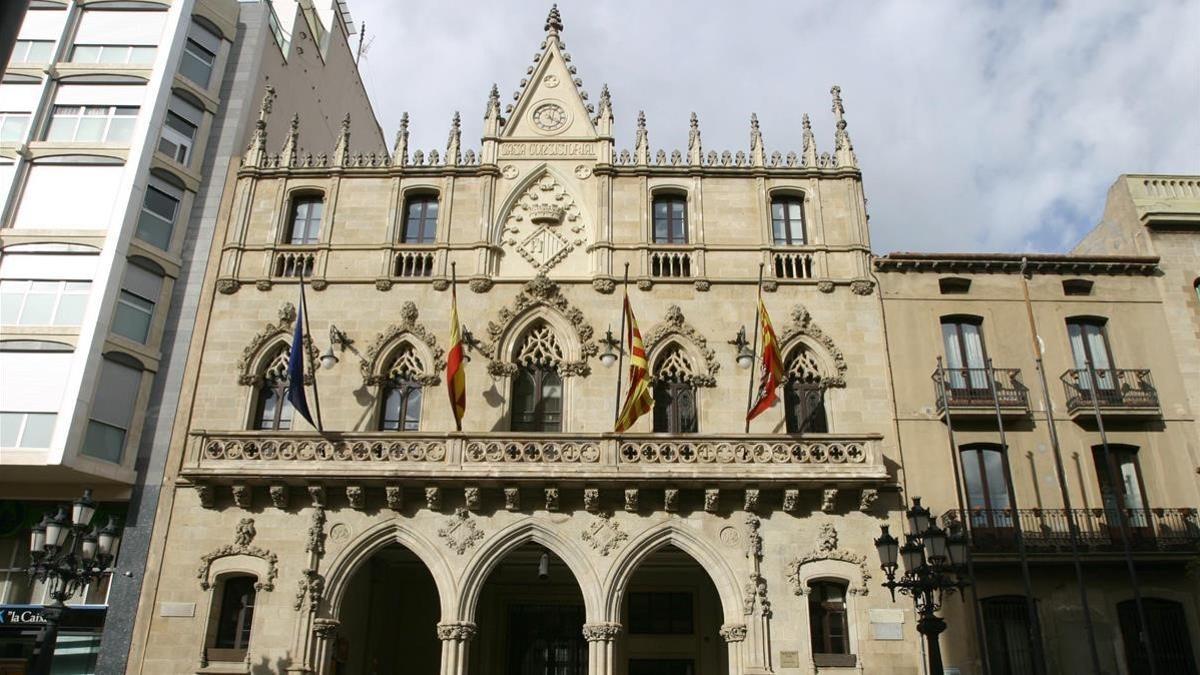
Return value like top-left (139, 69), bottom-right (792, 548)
top-left (778, 651), bottom-right (800, 667)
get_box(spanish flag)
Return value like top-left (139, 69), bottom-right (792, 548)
top-left (446, 282), bottom-right (467, 431)
top-left (614, 294), bottom-right (654, 432)
top-left (746, 298), bottom-right (784, 422)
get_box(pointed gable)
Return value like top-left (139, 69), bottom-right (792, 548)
top-left (501, 5), bottom-right (598, 140)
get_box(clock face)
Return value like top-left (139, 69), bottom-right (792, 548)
top-left (532, 103), bottom-right (568, 132)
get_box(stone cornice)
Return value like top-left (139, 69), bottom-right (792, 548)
top-left (874, 252), bottom-right (1159, 276)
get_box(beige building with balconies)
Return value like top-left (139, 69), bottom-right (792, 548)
top-left (121, 7), bottom-right (1199, 675)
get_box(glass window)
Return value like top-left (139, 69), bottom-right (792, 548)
top-left (1093, 445), bottom-right (1150, 530)
top-left (784, 346), bottom-right (828, 434)
top-left (70, 44), bottom-right (157, 65)
top-left (809, 579), bottom-right (854, 665)
top-left (112, 290), bottom-right (154, 343)
top-left (652, 381), bottom-right (697, 433)
top-left (157, 110), bottom-right (197, 164)
top-left (402, 194), bottom-right (438, 244)
top-left (380, 381), bottom-right (422, 431)
top-left (213, 575), bottom-right (256, 653)
top-left (11, 40), bottom-right (55, 64)
top-left (81, 419), bottom-right (125, 463)
top-left (511, 366), bottom-right (562, 432)
top-left (771, 195), bottom-right (805, 245)
top-left (287, 196), bottom-right (323, 245)
top-left (1117, 598), bottom-right (1198, 675)
top-left (0, 412), bottom-right (56, 447)
top-left (255, 350), bottom-right (293, 430)
top-left (652, 194), bottom-right (688, 244)
top-left (0, 280), bottom-right (90, 326)
top-left (0, 113), bottom-right (30, 143)
top-left (180, 37), bottom-right (215, 87)
top-left (960, 444), bottom-right (1013, 530)
top-left (1067, 318), bottom-right (1116, 392)
top-left (136, 185), bottom-right (180, 250)
top-left (46, 105), bottom-right (138, 143)
top-left (942, 317), bottom-right (989, 391)
top-left (628, 592), bottom-right (694, 635)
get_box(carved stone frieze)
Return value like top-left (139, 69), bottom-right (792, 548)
top-left (437, 508), bottom-right (484, 555)
top-left (787, 522), bottom-right (871, 596)
top-left (719, 623), bottom-right (748, 642)
top-left (198, 519), bottom-right (278, 592)
top-left (582, 622), bottom-right (622, 641)
top-left (360, 302), bottom-right (445, 386)
top-left (581, 512), bottom-right (627, 557)
top-left (483, 274), bottom-right (597, 377)
top-left (778, 305), bottom-right (848, 388)
top-left (643, 305), bottom-right (719, 387)
top-left (436, 622), bottom-right (478, 641)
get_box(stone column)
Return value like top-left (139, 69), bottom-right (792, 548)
top-left (719, 623), bottom-right (748, 675)
top-left (582, 622), bottom-right (622, 675)
top-left (437, 622), bottom-right (477, 675)
top-left (310, 618), bottom-right (340, 675)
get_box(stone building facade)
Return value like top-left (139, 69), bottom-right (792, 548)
top-left (123, 8), bottom-right (1200, 675)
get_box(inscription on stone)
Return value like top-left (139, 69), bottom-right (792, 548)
top-left (499, 142), bottom-right (595, 159)
top-left (779, 651), bottom-right (800, 667)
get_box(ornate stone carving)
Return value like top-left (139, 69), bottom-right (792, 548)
top-left (778, 305), bottom-right (848, 388)
top-left (436, 622), bottom-right (477, 641)
top-left (664, 488), bottom-right (679, 512)
top-left (782, 489), bottom-right (799, 512)
top-left (744, 489), bottom-right (760, 513)
top-left (361, 302), bottom-right (445, 386)
top-left (202, 437), bottom-right (447, 463)
top-left (294, 568), bottom-right (324, 613)
top-left (704, 489), bottom-right (719, 513)
top-left (591, 277), bottom-right (615, 294)
top-left (544, 487), bottom-right (560, 511)
top-left (583, 488), bottom-right (600, 512)
top-left (308, 485), bottom-right (326, 508)
top-left (425, 487), bottom-right (442, 511)
top-left (483, 274), bottom-right (597, 377)
top-left (582, 623), bottom-right (622, 641)
top-left (469, 277), bottom-right (494, 293)
top-left (312, 618), bottom-right (339, 640)
top-left (374, 278), bottom-right (393, 291)
top-left (746, 514), bottom-right (763, 561)
top-left (232, 485), bottom-right (252, 509)
top-left (432, 278), bottom-right (451, 291)
top-left (624, 488), bottom-right (639, 512)
top-left (311, 279), bottom-right (328, 291)
top-left (693, 279), bottom-right (711, 292)
top-left (465, 487), bottom-right (481, 512)
top-left (215, 278), bottom-right (239, 295)
top-left (719, 624), bottom-right (748, 642)
top-left (859, 488), bottom-right (879, 513)
top-left (346, 486), bottom-right (365, 510)
top-left (850, 279), bottom-right (875, 296)
top-left (499, 172), bottom-right (587, 273)
top-left (385, 486), bottom-right (403, 511)
top-left (236, 303), bottom-right (318, 386)
top-left (438, 508), bottom-right (484, 555)
top-left (465, 439), bottom-right (600, 463)
top-left (817, 280), bottom-right (835, 294)
top-left (788, 521), bottom-right (871, 596)
top-left (618, 438), bottom-right (868, 465)
top-left (198, 520), bottom-right (278, 592)
top-left (195, 484), bottom-right (214, 509)
top-left (636, 278), bottom-right (653, 291)
top-left (269, 485), bottom-right (288, 510)
top-left (581, 512), bottom-right (628, 556)
top-left (761, 280), bottom-right (779, 293)
top-left (504, 487), bottom-right (520, 511)
top-left (255, 279), bottom-right (272, 291)
top-left (643, 305), bottom-right (719, 387)
top-left (305, 507), bottom-right (326, 556)
top-left (821, 488), bottom-right (838, 513)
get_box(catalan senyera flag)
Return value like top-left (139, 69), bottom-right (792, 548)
top-left (746, 298), bottom-right (784, 422)
top-left (446, 284), bottom-right (467, 431)
top-left (614, 294), bottom-right (654, 432)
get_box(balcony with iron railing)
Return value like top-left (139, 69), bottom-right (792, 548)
top-left (941, 508), bottom-right (1200, 557)
top-left (932, 364), bottom-right (1030, 419)
top-left (1060, 368), bottom-right (1159, 419)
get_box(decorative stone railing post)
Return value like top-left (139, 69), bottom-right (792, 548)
top-left (719, 623), bottom-right (748, 675)
top-left (582, 622), bottom-right (621, 675)
top-left (436, 622), bottom-right (476, 675)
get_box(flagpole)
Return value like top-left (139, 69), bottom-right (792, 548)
top-left (744, 263), bottom-right (764, 433)
top-left (450, 262), bottom-right (462, 433)
top-left (298, 269), bottom-right (324, 433)
top-left (612, 263), bottom-right (630, 428)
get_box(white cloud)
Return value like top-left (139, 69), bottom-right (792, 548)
top-left (346, 0), bottom-right (1199, 253)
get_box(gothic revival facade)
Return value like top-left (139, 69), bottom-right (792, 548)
top-left (123, 7), bottom-right (1200, 675)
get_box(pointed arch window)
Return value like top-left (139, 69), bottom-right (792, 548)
top-left (401, 193), bottom-right (438, 244)
top-left (380, 344), bottom-right (424, 431)
top-left (254, 346), bottom-right (293, 430)
top-left (785, 345), bottom-right (827, 434)
top-left (511, 323), bottom-right (564, 432)
top-left (652, 345), bottom-right (698, 433)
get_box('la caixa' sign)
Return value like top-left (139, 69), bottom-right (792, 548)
top-left (0, 605), bottom-right (48, 626)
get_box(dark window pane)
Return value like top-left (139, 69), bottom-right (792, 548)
top-left (215, 576), bottom-right (257, 649)
top-left (628, 592), bottom-right (693, 635)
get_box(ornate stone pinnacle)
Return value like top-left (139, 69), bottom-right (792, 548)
top-left (831, 85), bottom-right (846, 126)
top-left (690, 112), bottom-right (698, 131)
top-left (487, 84), bottom-right (500, 113)
top-left (340, 112), bottom-right (351, 134)
top-left (545, 4), bottom-right (563, 34)
top-left (802, 112), bottom-right (811, 131)
top-left (599, 84), bottom-right (612, 111)
top-left (637, 110), bottom-right (646, 130)
top-left (751, 112), bottom-right (760, 131)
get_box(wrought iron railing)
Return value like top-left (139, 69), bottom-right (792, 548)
top-left (932, 366), bottom-right (1029, 412)
top-left (1060, 368), bottom-right (1158, 413)
top-left (941, 508), bottom-right (1200, 553)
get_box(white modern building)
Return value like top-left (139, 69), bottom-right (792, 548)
top-left (0, 0), bottom-right (382, 671)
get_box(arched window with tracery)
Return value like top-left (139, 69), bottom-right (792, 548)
top-left (510, 322), bottom-right (564, 432)
top-left (785, 345), bottom-right (828, 434)
top-left (380, 344), bottom-right (424, 431)
top-left (253, 345), bottom-right (293, 430)
top-left (652, 345), bottom-right (698, 433)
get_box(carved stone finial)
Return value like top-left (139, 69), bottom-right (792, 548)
top-left (830, 85), bottom-right (856, 167)
top-left (687, 112), bottom-right (701, 165)
top-left (392, 112), bottom-right (409, 166)
top-left (599, 84), bottom-right (612, 114)
top-left (802, 112), bottom-right (817, 167)
top-left (545, 4), bottom-right (563, 34)
top-left (635, 110), bottom-right (648, 166)
top-left (334, 113), bottom-right (351, 166)
top-left (244, 86), bottom-right (276, 167)
top-left (446, 111), bottom-right (461, 166)
top-left (280, 113), bottom-right (299, 167)
top-left (750, 113), bottom-right (764, 167)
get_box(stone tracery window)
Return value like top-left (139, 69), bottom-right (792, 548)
top-left (653, 345), bottom-right (697, 433)
top-left (785, 345), bottom-right (827, 434)
top-left (254, 345), bottom-right (293, 430)
top-left (380, 344), bottom-right (424, 431)
top-left (511, 322), bottom-right (564, 432)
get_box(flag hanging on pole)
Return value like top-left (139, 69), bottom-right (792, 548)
top-left (287, 281), bottom-right (318, 429)
top-left (446, 275), bottom-right (467, 431)
top-left (615, 294), bottom-right (654, 432)
top-left (746, 298), bottom-right (784, 422)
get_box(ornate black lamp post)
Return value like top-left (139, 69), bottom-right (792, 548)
top-left (26, 489), bottom-right (121, 675)
top-left (874, 497), bottom-right (970, 675)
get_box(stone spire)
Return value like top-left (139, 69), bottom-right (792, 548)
top-left (446, 111), bottom-right (461, 166)
top-left (244, 85), bottom-right (275, 167)
top-left (687, 112), bottom-right (702, 165)
top-left (634, 110), bottom-right (649, 166)
top-left (391, 112), bottom-right (409, 167)
top-left (801, 113), bottom-right (817, 167)
top-left (333, 113), bottom-right (351, 166)
top-left (831, 85), bottom-right (857, 167)
top-left (595, 83), bottom-right (613, 135)
top-left (484, 83), bottom-right (502, 136)
top-left (750, 113), bottom-right (764, 167)
top-left (280, 113), bottom-right (299, 167)
top-left (545, 4), bottom-right (563, 36)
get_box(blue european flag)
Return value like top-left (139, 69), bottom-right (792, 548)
top-left (287, 301), bottom-right (317, 429)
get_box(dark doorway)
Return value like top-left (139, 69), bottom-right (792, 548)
top-left (506, 604), bottom-right (587, 675)
top-left (1118, 598), bottom-right (1198, 675)
top-left (981, 595), bottom-right (1042, 675)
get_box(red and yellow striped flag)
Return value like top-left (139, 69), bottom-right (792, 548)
top-left (615, 294), bottom-right (653, 432)
top-left (446, 283), bottom-right (466, 431)
top-left (747, 298), bottom-right (784, 422)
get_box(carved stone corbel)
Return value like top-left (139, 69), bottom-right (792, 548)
top-left (504, 487), bottom-right (520, 511)
top-left (425, 487), bottom-right (442, 511)
top-left (821, 488), bottom-right (838, 513)
top-left (744, 488), bottom-right (760, 513)
top-left (195, 484), bottom-right (214, 509)
top-left (385, 485), bottom-right (403, 511)
top-left (269, 485), bottom-right (289, 510)
top-left (859, 488), bottom-right (879, 513)
top-left (544, 487), bottom-right (560, 512)
top-left (782, 488), bottom-right (799, 512)
top-left (307, 484), bottom-right (326, 508)
top-left (704, 489), bottom-right (719, 513)
top-left (583, 488), bottom-right (600, 513)
top-left (232, 485), bottom-right (252, 509)
top-left (346, 486), bottom-right (365, 510)
top-left (664, 488), bottom-right (679, 512)
top-left (465, 487), bottom-right (482, 512)
top-left (624, 488), bottom-right (639, 512)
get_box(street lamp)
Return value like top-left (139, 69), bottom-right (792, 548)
top-left (728, 326), bottom-right (754, 370)
top-left (26, 489), bottom-right (122, 675)
top-left (874, 497), bottom-right (970, 675)
top-left (599, 327), bottom-right (621, 368)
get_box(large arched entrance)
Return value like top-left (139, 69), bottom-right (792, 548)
top-left (470, 542), bottom-right (589, 675)
top-left (335, 543), bottom-right (442, 674)
top-left (616, 545), bottom-right (727, 675)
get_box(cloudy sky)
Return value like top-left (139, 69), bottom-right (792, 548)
top-left (346, 0), bottom-right (1198, 254)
